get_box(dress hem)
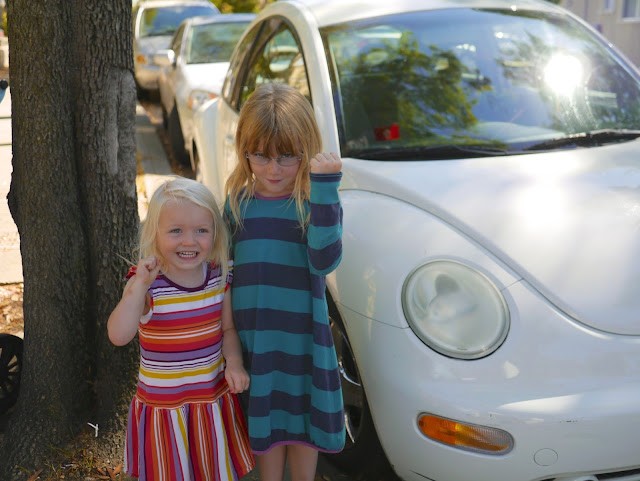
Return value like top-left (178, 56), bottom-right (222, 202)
top-left (253, 440), bottom-right (344, 455)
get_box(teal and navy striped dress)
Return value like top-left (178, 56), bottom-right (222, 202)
top-left (226, 173), bottom-right (345, 454)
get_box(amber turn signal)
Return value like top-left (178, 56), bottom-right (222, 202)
top-left (418, 413), bottom-right (514, 455)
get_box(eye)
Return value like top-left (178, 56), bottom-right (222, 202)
top-left (197, 228), bottom-right (210, 234)
top-left (169, 228), bottom-right (181, 234)
top-left (253, 152), bottom-right (266, 159)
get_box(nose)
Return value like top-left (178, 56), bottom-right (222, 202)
top-left (266, 157), bottom-right (282, 172)
top-left (183, 231), bottom-right (197, 245)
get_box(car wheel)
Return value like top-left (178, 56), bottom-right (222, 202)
top-left (326, 299), bottom-right (399, 480)
top-left (0, 334), bottom-right (23, 415)
top-left (168, 105), bottom-right (190, 166)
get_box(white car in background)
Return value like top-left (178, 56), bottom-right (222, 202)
top-left (156, 13), bottom-right (255, 166)
top-left (132, 0), bottom-right (219, 96)
top-left (192, 1), bottom-right (640, 480)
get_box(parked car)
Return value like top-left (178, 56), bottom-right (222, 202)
top-left (192, 1), bottom-right (640, 480)
top-left (156, 13), bottom-right (255, 167)
top-left (132, 0), bottom-right (219, 95)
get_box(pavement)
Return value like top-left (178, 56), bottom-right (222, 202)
top-left (0, 84), bottom-right (20, 284)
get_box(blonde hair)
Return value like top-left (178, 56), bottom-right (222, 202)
top-left (139, 177), bottom-right (229, 280)
top-left (225, 83), bottom-right (323, 230)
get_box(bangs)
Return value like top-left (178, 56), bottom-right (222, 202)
top-left (244, 105), bottom-right (306, 156)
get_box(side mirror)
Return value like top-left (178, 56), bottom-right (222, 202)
top-left (153, 49), bottom-right (176, 68)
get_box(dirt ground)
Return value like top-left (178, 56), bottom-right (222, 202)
top-left (0, 283), bottom-right (23, 338)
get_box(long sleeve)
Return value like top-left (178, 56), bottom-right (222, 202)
top-left (307, 172), bottom-right (343, 275)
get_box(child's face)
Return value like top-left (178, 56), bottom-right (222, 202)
top-left (156, 199), bottom-right (214, 279)
top-left (248, 145), bottom-right (301, 197)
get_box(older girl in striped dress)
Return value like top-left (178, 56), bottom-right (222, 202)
top-left (225, 83), bottom-right (345, 481)
top-left (108, 177), bottom-right (254, 481)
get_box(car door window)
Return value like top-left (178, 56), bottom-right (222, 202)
top-left (221, 22), bottom-right (262, 108)
top-left (238, 22), bottom-right (310, 108)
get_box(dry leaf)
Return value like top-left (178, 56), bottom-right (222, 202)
top-left (26, 469), bottom-right (43, 481)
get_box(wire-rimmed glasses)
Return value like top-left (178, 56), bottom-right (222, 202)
top-left (245, 152), bottom-right (302, 167)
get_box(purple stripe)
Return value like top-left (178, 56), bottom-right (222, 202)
top-left (151, 304), bottom-right (222, 321)
top-left (310, 203), bottom-right (341, 227)
top-left (233, 263), bottom-right (310, 289)
top-left (235, 217), bottom-right (303, 243)
top-left (140, 343), bottom-right (219, 362)
top-left (308, 239), bottom-right (342, 272)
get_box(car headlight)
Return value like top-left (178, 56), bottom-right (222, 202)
top-left (402, 260), bottom-right (509, 359)
top-left (188, 90), bottom-right (218, 111)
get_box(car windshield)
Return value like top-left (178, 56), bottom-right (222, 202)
top-left (323, 8), bottom-right (640, 159)
top-left (186, 22), bottom-right (250, 64)
top-left (139, 6), bottom-right (216, 37)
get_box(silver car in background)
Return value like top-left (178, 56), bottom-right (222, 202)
top-left (132, 0), bottom-right (219, 95)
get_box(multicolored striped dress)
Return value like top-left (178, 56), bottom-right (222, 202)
top-left (124, 262), bottom-right (255, 481)
top-left (226, 173), bottom-right (346, 454)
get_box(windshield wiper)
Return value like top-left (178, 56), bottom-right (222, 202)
top-left (524, 129), bottom-right (640, 151)
top-left (347, 144), bottom-right (509, 160)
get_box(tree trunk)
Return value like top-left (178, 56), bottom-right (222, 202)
top-left (1, 1), bottom-right (140, 478)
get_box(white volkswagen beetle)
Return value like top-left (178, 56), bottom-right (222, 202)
top-left (191, 1), bottom-right (640, 480)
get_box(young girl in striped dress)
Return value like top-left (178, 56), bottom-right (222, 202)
top-left (108, 177), bottom-right (255, 481)
top-left (225, 83), bottom-right (345, 481)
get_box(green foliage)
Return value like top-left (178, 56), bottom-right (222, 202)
top-left (1, 10), bottom-right (6, 36)
top-left (210, 0), bottom-right (274, 14)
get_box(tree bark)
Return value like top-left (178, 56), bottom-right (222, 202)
top-left (1, 1), bottom-right (140, 478)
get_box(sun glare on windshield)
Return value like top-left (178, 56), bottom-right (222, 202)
top-left (543, 53), bottom-right (584, 97)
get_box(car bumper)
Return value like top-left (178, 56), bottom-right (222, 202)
top-left (339, 280), bottom-right (640, 481)
top-left (134, 64), bottom-right (161, 91)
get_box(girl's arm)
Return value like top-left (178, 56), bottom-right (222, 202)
top-left (308, 152), bottom-right (343, 275)
top-left (107, 256), bottom-right (160, 346)
top-left (221, 290), bottom-right (250, 393)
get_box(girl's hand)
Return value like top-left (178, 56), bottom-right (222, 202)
top-left (310, 152), bottom-right (342, 174)
top-left (225, 364), bottom-right (250, 394)
top-left (132, 256), bottom-right (161, 289)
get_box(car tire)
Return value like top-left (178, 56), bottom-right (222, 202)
top-left (325, 297), bottom-right (399, 480)
top-left (168, 105), bottom-right (190, 166)
top-left (0, 334), bottom-right (23, 415)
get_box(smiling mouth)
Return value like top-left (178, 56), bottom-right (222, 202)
top-left (178, 251), bottom-right (198, 259)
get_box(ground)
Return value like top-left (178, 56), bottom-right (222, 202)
top-left (1, 285), bottom-right (134, 481)
top-left (0, 283), bottom-right (22, 338)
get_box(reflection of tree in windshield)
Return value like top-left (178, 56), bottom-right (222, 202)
top-left (340, 34), bottom-right (493, 147)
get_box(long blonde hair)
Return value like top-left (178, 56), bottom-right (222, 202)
top-left (139, 177), bottom-right (229, 280)
top-left (225, 83), bottom-right (323, 230)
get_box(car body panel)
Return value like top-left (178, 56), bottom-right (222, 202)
top-left (336, 141), bottom-right (640, 336)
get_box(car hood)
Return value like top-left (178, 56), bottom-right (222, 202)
top-left (181, 62), bottom-right (230, 92)
top-left (135, 35), bottom-right (172, 54)
top-left (342, 140), bottom-right (640, 335)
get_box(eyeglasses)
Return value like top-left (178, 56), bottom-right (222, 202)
top-left (245, 152), bottom-right (301, 167)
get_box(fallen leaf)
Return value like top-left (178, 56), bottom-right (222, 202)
top-left (26, 469), bottom-right (43, 481)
